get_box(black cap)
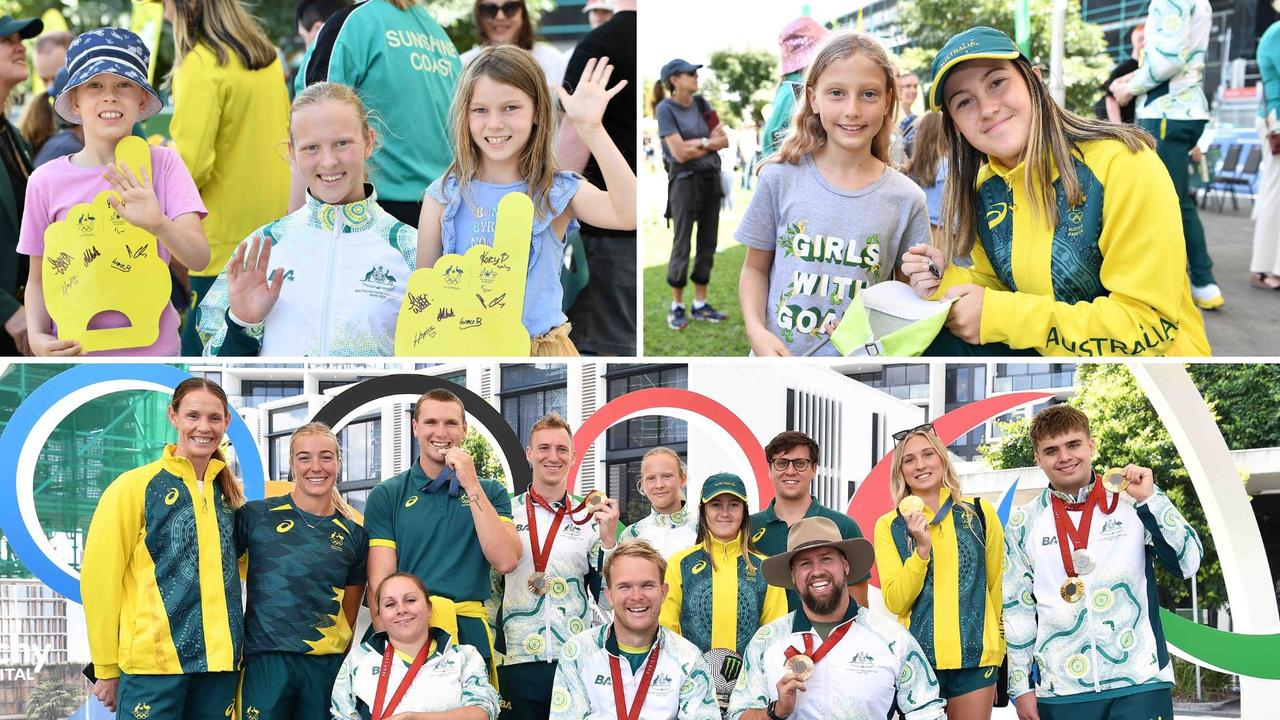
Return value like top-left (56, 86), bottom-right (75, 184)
top-left (0, 15), bottom-right (43, 40)
top-left (660, 58), bottom-right (702, 81)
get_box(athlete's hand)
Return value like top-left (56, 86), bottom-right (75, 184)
top-left (775, 672), bottom-right (806, 717)
top-left (1013, 692), bottom-right (1040, 720)
top-left (901, 244), bottom-right (945, 298)
top-left (227, 236), bottom-right (286, 325)
top-left (594, 497), bottom-right (621, 548)
top-left (944, 284), bottom-right (985, 343)
top-left (444, 446), bottom-right (480, 492)
top-left (1121, 464), bottom-right (1155, 502)
top-left (93, 677), bottom-right (118, 712)
top-left (905, 511), bottom-right (931, 558)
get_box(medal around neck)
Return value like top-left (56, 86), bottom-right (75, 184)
top-left (1102, 468), bottom-right (1129, 494)
top-left (898, 495), bottom-right (925, 515)
top-left (1060, 577), bottom-right (1085, 603)
top-left (527, 571), bottom-right (548, 595)
top-left (41, 136), bottom-right (170, 352)
top-left (784, 654), bottom-right (814, 681)
top-left (395, 191), bottom-right (534, 356)
top-left (1071, 548), bottom-right (1095, 575)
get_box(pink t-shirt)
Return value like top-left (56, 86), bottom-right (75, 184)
top-left (18, 144), bottom-right (207, 356)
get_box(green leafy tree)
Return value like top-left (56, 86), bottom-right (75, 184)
top-left (24, 678), bottom-right (80, 720)
top-left (463, 429), bottom-right (505, 487)
top-left (708, 48), bottom-right (778, 126)
top-left (897, 0), bottom-right (1112, 114)
top-left (979, 364), bottom-right (1280, 610)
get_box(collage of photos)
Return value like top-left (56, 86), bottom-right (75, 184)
top-left (0, 0), bottom-right (1278, 720)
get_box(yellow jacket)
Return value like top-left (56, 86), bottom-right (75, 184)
top-left (170, 43), bottom-right (290, 276)
top-left (934, 139), bottom-right (1210, 356)
top-left (660, 536), bottom-right (788, 654)
top-left (874, 490), bottom-right (1004, 670)
top-left (81, 446), bottom-right (242, 678)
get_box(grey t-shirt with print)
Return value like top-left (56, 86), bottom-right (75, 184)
top-left (735, 156), bottom-right (931, 356)
top-left (656, 96), bottom-right (721, 175)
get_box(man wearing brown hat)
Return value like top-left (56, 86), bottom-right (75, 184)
top-left (726, 517), bottom-right (945, 720)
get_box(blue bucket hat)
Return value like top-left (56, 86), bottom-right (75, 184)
top-left (928, 26), bottom-right (1026, 112)
top-left (54, 28), bottom-right (162, 124)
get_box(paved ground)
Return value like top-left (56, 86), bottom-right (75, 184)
top-left (1194, 195), bottom-right (1280, 356)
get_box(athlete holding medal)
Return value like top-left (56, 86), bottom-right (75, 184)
top-left (727, 517), bottom-right (945, 720)
top-left (498, 414), bottom-right (620, 720)
top-left (550, 540), bottom-right (720, 720)
top-left (331, 572), bottom-right (501, 720)
top-left (874, 424), bottom-right (1005, 719)
top-left (1004, 405), bottom-right (1203, 720)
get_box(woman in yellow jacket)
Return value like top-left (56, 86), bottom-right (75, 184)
top-left (874, 424), bottom-right (1004, 720)
top-left (82, 378), bottom-right (246, 718)
top-left (163, 0), bottom-right (291, 355)
top-left (902, 26), bottom-right (1209, 357)
top-left (660, 473), bottom-right (787, 709)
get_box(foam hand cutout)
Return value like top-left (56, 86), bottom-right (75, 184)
top-left (395, 191), bottom-right (534, 356)
top-left (41, 136), bottom-right (170, 353)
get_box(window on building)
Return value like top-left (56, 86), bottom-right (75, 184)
top-left (499, 365), bottom-right (569, 447)
top-left (993, 363), bottom-right (1076, 393)
top-left (848, 364), bottom-right (929, 400)
top-left (241, 380), bottom-right (304, 409)
top-left (602, 365), bottom-right (689, 525)
top-left (945, 364), bottom-right (988, 459)
top-left (340, 417), bottom-right (382, 485)
top-left (267, 403), bottom-right (311, 481)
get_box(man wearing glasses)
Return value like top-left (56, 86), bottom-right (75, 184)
top-left (749, 431), bottom-right (870, 610)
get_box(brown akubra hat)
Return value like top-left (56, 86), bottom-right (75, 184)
top-left (761, 516), bottom-right (875, 589)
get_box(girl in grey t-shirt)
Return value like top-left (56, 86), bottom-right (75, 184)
top-left (736, 32), bottom-right (930, 356)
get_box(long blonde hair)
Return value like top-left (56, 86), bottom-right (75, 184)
top-left (170, 378), bottom-right (244, 509)
top-left (444, 45), bottom-right (558, 218)
top-left (890, 430), bottom-right (981, 543)
top-left (938, 58), bottom-right (1154, 260)
top-left (168, 0), bottom-right (278, 72)
top-left (288, 422), bottom-right (356, 520)
top-left (768, 31), bottom-right (897, 168)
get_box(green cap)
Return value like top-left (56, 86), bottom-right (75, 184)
top-left (700, 473), bottom-right (748, 503)
top-left (0, 15), bottom-right (42, 40)
top-left (929, 26), bottom-right (1025, 112)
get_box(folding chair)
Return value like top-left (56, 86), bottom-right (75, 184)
top-left (1200, 143), bottom-right (1241, 210)
top-left (1213, 145), bottom-right (1262, 211)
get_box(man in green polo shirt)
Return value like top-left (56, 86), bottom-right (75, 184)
top-left (364, 388), bottom-right (522, 675)
top-left (749, 431), bottom-right (869, 610)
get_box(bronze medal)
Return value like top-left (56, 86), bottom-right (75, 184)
top-left (1060, 576), bottom-right (1085, 603)
top-left (585, 490), bottom-right (606, 508)
top-left (784, 654), bottom-right (815, 681)
top-left (528, 571), bottom-right (547, 595)
top-left (1101, 468), bottom-right (1129, 494)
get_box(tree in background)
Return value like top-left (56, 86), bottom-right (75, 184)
top-left (463, 429), bottom-right (506, 488)
top-left (897, 0), bottom-right (1111, 114)
top-left (24, 678), bottom-right (79, 720)
top-left (980, 364), bottom-right (1280, 611)
top-left (708, 48), bottom-right (778, 126)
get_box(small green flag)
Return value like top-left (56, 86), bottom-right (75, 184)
top-left (1015, 0), bottom-right (1032, 57)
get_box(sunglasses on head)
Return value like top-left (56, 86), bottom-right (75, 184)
top-left (891, 422), bottom-right (936, 444)
top-left (480, 1), bottom-right (523, 18)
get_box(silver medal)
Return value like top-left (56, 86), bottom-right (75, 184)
top-left (1071, 548), bottom-right (1096, 576)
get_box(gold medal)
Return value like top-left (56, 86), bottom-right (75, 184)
top-left (528, 571), bottom-right (547, 595)
top-left (585, 490), bottom-right (606, 507)
top-left (1060, 576), bottom-right (1085, 603)
top-left (1101, 468), bottom-right (1129, 494)
top-left (898, 496), bottom-right (925, 516)
top-left (784, 654), bottom-right (814, 681)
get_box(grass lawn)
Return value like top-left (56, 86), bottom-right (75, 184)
top-left (641, 172), bottom-right (756, 357)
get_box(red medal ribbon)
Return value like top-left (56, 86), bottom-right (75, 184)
top-left (782, 618), bottom-right (855, 665)
top-left (609, 638), bottom-right (662, 720)
top-left (1050, 476), bottom-right (1119, 576)
top-left (527, 487), bottom-right (571, 574)
top-left (372, 639), bottom-right (432, 720)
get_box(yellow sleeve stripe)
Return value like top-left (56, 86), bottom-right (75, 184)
top-left (370, 539), bottom-right (398, 549)
top-left (500, 516), bottom-right (514, 524)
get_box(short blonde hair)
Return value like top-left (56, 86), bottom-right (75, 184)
top-left (603, 539), bottom-right (667, 587)
top-left (529, 413), bottom-right (572, 441)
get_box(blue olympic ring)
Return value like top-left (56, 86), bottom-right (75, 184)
top-left (0, 365), bottom-right (265, 602)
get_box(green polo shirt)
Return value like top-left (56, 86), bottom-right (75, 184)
top-left (749, 496), bottom-right (870, 610)
top-left (364, 462), bottom-right (512, 602)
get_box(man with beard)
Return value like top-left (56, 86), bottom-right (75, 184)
top-left (364, 388), bottom-right (521, 678)
top-left (750, 432), bottom-right (869, 610)
top-left (727, 517), bottom-right (945, 720)
top-left (498, 413), bottom-right (621, 720)
top-left (550, 540), bottom-right (721, 720)
top-left (1005, 404), bottom-right (1201, 720)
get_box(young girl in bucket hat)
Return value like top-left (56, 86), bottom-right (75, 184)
top-left (19, 28), bottom-right (210, 356)
top-left (901, 26), bottom-right (1210, 357)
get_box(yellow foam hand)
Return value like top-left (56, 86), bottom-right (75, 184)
top-left (41, 136), bottom-right (170, 353)
top-left (395, 191), bottom-right (534, 356)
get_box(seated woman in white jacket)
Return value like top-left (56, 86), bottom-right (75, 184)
top-left (331, 572), bottom-right (501, 720)
top-left (197, 82), bottom-right (415, 356)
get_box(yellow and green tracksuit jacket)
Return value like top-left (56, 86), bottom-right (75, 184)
top-left (81, 445), bottom-right (243, 679)
top-left (659, 537), bottom-right (788, 654)
top-left (932, 139), bottom-right (1210, 356)
top-left (170, 43), bottom-right (290, 275)
top-left (874, 490), bottom-right (1004, 671)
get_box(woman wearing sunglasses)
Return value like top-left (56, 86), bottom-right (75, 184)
top-left (873, 423), bottom-right (1005, 720)
top-left (461, 0), bottom-right (566, 89)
